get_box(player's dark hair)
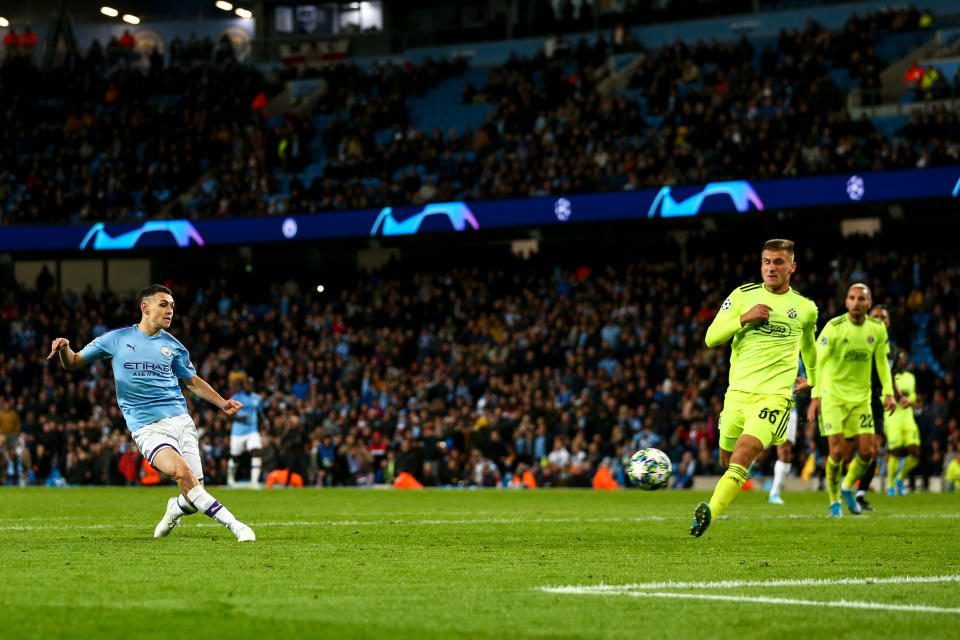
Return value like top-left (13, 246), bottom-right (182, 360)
top-left (872, 304), bottom-right (888, 312)
top-left (762, 238), bottom-right (795, 259)
top-left (139, 284), bottom-right (172, 304)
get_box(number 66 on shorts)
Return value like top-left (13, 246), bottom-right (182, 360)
top-left (718, 389), bottom-right (795, 452)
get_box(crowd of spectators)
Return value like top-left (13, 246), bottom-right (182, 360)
top-left (3, 7), bottom-right (958, 225)
top-left (2, 26), bottom-right (40, 60)
top-left (904, 61), bottom-right (960, 102)
top-left (297, 9), bottom-right (957, 212)
top-left (0, 48), bottom-right (292, 225)
top-left (1, 235), bottom-right (958, 490)
top-left (0, 46), bottom-right (475, 223)
top-left (449, 0), bottom-right (926, 41)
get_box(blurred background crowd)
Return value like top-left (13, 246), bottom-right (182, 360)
top-left (2, 233), bottom-right (958, 490)
top-left (1, 1), bottom-right (959, 490)
top-left (2, 6), bottom-right (959, 225)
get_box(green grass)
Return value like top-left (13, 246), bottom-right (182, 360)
top-left (1, 487), bottom-right (959, 639)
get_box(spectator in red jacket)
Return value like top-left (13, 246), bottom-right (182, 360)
top-left (904, 59), bottom-right (925, 90)
top-left (118, 29), bottom-right (135, 62)
top-left (2, 28), bottom-right (20, 55)
top-left (20, 26), bottom-right (38, 55)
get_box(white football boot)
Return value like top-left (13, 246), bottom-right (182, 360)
top-left (154, 497), bottom-right (183, 538)
top-left (232, 522), bottom-right (256, 542)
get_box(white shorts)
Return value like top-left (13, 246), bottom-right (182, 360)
top-left (132, 414), bottom-right (203, 480)
top-left (229, 431), bottom-right (263, 457)
top-left (785, 408), bottom-right (798, 444)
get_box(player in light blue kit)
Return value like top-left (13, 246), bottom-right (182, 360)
top-left (48, 284), bottom-right (255, 542)
top-left (227, 377), bottom-right (265, 489)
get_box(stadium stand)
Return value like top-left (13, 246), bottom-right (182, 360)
top-left (2, 232), bottom-right (958, 489)
top-left (2, 6), bottom-right (959, 224)
top-left (1, 2), bottom-right (958, 491)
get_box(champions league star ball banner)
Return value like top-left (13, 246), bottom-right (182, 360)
top-left (1, 166), bottom-right (958, 251)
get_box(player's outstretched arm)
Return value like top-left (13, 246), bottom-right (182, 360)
top-left (182, 375), bottom-right (243, 416)
top-left (799, 311), bottom-right (818, 389)
top-left (47, 338), bottom-right (88, 372)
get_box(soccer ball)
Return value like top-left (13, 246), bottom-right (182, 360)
top-left (627, 448), bottom-right (672, 490)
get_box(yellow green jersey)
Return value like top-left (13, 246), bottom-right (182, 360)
top-left (812, 313), bottom-right (893, 404)
top-left (706, 283), bottom-right (818, 398)
top-left (946, 458), bottom-right (960, 484)
top-left (888, 370), bottom-right (917, 426)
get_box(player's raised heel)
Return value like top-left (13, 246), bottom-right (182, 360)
top-left (895, 479), bottom-right (906, 496)
top-left (840, 488), bottom-right (862, 515)
top-left (768, 493), bottom-right (784, 505)
top-left (689, 502), bottom-right (712, 537)
top-left (233, 523), bottom-right (256, 542)
top-left (828, 502), bottom-right (843, 518)
top-left (154, 497), bottom-right (182, 538)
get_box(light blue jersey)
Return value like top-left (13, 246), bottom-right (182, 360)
top-left (230, 391), bottom-right (262, 436)
top-left (79, 325), bottom-right (197, 432)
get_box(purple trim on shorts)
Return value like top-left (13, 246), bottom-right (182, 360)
top-left (204, 501), bottom-right (223, 518)
top-left (148, 442), bottom-right (181, 464)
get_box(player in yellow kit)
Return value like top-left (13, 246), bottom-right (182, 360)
top-left (886, 350), bottom-right (921, 496)
top-left (690, 239), bottom-right (818, 537)
top-left (854, 305), bottom-right (900, 511)
top-left (808, 284), bottom-right (896, 517)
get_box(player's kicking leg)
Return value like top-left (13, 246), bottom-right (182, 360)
top-left (152, 447), bottom-right (255, 541)
top-left (690, 434), bottom-right (763, 537)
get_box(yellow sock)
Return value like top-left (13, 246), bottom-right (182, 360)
top-left (708, 463), bottom-right (749, 518)
top-left (842, 455), bottom-right (871, 491)
top-left (897, 455), bottom-right (918, 482)
top-left (888, 456), bottom-right (901, 489)
top-left (826, 457), bottom-right (842, 503)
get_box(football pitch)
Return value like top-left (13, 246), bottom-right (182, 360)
top-left (2, 488), bottom-right (958, 640)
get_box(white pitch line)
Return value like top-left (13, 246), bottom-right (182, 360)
top-left (1, 512), bottom-right (959, 532)
top-left (3, 511), bottom-right (957, 525)
top-left (543, 574), bottom-right (960, 591)
top-left (0, 515), bottom-right (664, 532)
top-left (544, 588), bottom-right (960, 615)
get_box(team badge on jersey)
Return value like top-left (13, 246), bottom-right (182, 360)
top-left (867, 335), bottom-right (874, 344)
top-left (787, 308), bottom-right (797, 318)
top-left (720, 298), bottom-right (732, 311)
top-left (160, 346), bottom-right (173, 357)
